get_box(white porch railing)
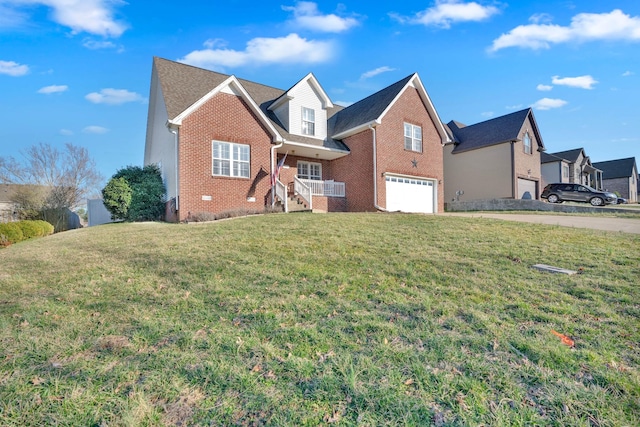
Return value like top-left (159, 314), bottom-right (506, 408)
top-left (300, 179), bottom-right (346, 197)
top-left (294, 177), bottom-right (312, 210)
top-left (275, 179), bottom-right (288, 212)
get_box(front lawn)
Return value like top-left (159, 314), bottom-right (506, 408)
top-left (1, 213), bottom-right (638, 426)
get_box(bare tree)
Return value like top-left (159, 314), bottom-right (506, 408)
top-left (0, 142), bottom-right (103, 211)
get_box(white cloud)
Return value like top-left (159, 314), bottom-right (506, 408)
top-left (334, 100), bottom-right (354, 107)
top-left (537, 84), bottom-right (553, 91)
top-left (3, 0), bottom-right (127, 37)
top-left (203, 38), bottom-right (227, 49)
top-left (83, 125), bottom-right (108, 134)
top-left (529, 13), bottom-right (553, 25)
top-left (0, 4), bottom-right (29, 28)
top-left (0, 60), bottom-right (29, 76)
top-left (360, 66), bottom-right (395, 79)
top-left (283, 1), bottom-right (360, 32)
top-left (481, 111), bottom-right (494, 118)
top-left (622, 70), bottom-right (634, 76)
top-left (85, 88), bottom-right (145, 105)
top-left (37, 84), bottom-right (68, 94)
top-left (178, 33), bottom-right (334, 70)
top-left (82, 39), bottom-right (119, 50)
top-left (552, 75), bottom-right (598, 89)
top-left (393, 0), bottom-right (500, 29)
top-left (490, 9), bottom-right (640, 51)
top-left (531, 98), bottom-right (568, 110)
top-left (59, 129), bottom-right (74, 136)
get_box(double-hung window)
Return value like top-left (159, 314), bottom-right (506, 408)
top-left (404, 123), bottom-right (422, 152)
top-left (302, 107), bottom-right (315, 136)
top-left (212, 141), bottom-right (250, 178)
top-left (523, 132), bottom-right (532, 154)
top-left (297, 161), bottom-right (321, 180)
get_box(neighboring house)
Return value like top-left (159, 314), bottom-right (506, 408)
top-left (144, 57), bottom-right (450, 221)
top-left (541, 148), bottom-right (603, 190)
top-left (87, 198), bottom-right (116, 226)
top-left (0, 184), bottom-right (18, 222)
top-left (592, 157), bottom-right (638, 203)
top-left (443, 108), bottom-right (545, 202)
top-left (540, 152), bottom-right (572, 187)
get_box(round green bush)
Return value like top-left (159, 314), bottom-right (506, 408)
top-left (17, 220), bottom-right (43, 239)
top-left (0, 222), bottom-right (24, 245)
top-left (35, 220), bottom-right (55, 236)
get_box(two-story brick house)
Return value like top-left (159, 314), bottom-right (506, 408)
top-left (144, 57), bottom-right (450, 221)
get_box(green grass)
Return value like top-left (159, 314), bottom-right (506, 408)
top-left (1, 213), bottom-right (639, 426)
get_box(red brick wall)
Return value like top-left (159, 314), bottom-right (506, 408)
top-left (177, 92), bottom-right (274, 221)
top-left (332, 130), bottom-right (375, 211)
top-left (333, 87), bottom-right (445, 212)
top-left (174, 86), bottom-right (444, 218)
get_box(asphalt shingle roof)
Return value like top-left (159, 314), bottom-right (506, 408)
top-left (446, 108), bottom-right (542, 154)
top-left (329, 74), bottom-right (414, 136)
top-left (592, 157), bottom-right (638, 180)
top-left (152, 57), bottom-right (350, 152)
top-left (545, 148), bottom-right (584, 163)
top-left (540, 152), bottom-right (566, 163)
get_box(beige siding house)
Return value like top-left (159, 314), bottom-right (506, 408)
top-left (444, 108), bottom-right (545, 202)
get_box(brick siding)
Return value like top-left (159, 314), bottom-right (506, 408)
top-left (177, 92), bottom-right (273, 221)
top-left (173, 86), bottom-right (445, 219)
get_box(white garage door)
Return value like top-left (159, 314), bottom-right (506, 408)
top-left (385, 175), bottom-right (435, 213)
top-left (517, 178), bottom-right (537, 199)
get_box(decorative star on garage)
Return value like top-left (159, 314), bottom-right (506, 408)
top-left (411, 158), bottom-right (418, 168)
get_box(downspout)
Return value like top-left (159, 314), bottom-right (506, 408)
top-left (271, 141), bottom-right (284, 207)
top-left (169, 127), bottom-right (179, 212)
top-left (510, 140), bottom-right (516, 198)
top-left (370, 124), bottom-right (388, 212)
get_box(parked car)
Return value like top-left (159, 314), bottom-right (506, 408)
top-left (617, 197), bottom-right (628, 204)
top-left (541, 183), bottom-right (618, 206)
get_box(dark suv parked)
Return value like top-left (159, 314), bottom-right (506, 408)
top-left (541, 183), bottom-right (617, 206)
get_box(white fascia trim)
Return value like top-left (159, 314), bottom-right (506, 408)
top-left (304, 73), bottom-right (333, 109)
top-left (284, 139), bottom-right (350, 154)
top-left (331, 119), bottom-right (381, 140)
top-left (269, 72), bottom-right (333, 111)
top-left (379, 74), bottom-right (451, 145)
top-left (267, 94), bottom-right (293, 111)
top-left (169, 75), bottom-right (284, 142)
top-left (383, 172), bottom-right (438, 181)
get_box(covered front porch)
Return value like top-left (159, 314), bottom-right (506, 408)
top-left (271, 140), bottom-right (348, 212)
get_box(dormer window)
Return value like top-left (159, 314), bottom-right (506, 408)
top-left (302, 107), bottom-right (315, 136)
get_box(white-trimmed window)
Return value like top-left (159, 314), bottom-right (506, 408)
top-left (523, 132), bottom-right (532, 154)
top-left (404, 123), bottom-right (422, 152)
top-left (212, 141), bottom-right (250, 178)
top-left (297, 161), bottom-right (321, 180)
top-left (302, 107), bottom-right (315, 136)
top-left (562, 163), bottom-right (569, 179)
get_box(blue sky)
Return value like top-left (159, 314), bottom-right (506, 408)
top-left (1, 0), bottom-right (639, 185)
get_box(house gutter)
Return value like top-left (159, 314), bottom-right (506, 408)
top-left (510, 140), bottom-right (516, 199)
top-left (168, 125), bottom-right (180, 212)
top-left (271, 141), bottom-right (285, 207)
top-left (370, 124), bottom-right (388, 212)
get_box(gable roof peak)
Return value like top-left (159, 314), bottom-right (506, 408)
top-left (447, 107), bottom-right (544, 154)
top-left (268, 71), bottom-right (333, 111)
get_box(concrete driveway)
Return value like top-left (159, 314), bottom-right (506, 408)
top-left (444, 212), bottom-right (640, 234)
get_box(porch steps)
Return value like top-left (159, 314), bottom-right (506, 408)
top-left (288, 195), bottom-right (311, 212)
